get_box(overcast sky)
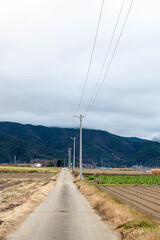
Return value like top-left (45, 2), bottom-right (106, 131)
top-left (0, 0), bottom-right (160, 139)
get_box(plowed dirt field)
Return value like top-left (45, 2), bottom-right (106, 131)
top-left (99, 185), bottom-right (160, 221)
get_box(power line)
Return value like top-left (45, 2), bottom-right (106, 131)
top-left (85, 0), bottom-right (134, 116)
top-left (85, 0), bottom-right (126, 115)
top-left (74, 0), bottom-right (105, 116)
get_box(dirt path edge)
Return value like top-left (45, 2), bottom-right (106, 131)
top-left (0, 180), bottom-right (57, 240)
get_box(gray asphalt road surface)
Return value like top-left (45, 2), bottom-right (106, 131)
top-left (8, 168), bottom-right (120, 240)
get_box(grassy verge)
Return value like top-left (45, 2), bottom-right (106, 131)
top-left (76, 180), bottom-right (160, 240)
top-left (0, 166), bottom-right (58, 173)
top-left (75, 168), bottom-right (151, 176)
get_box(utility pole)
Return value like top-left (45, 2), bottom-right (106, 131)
top-left (68, 148), bottom-right (71, 169)
top-left (64, 157), bottom-right (65, 167)
top-left (71, 137), bottom-right (76, 172)
top-left (14, 155), bottom-right (17, 165)
top-left (74, 114), bottom-right (84, 180)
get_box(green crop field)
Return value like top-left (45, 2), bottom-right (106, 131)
top-left (86, 174), bottom-right (160, 185)
top-left (0, 166), bottom-right (58, 173)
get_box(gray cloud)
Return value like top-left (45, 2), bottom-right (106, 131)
top-left (0, 0), bottom-right (160, 139)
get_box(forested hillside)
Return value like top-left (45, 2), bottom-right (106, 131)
top-left (0, 122), bottom-right (160, 167)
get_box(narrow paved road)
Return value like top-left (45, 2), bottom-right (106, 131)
top-left (8, 168), bottom-right (120, 240)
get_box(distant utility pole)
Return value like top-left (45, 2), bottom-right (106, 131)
top-left (68, 148), bottom-right (72, 169)
top-left (14, 155), bottom-right (17, 165)
top-left (64, 157), bottom-right (65, 167)
top-left (74, 114), bottom-right (84, 180)
top-left (71, 137), bottom-right (76, 172)
top-left (102, 158), bottom-right (103, 168)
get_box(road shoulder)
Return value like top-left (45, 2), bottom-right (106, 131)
top-left (75, 180), bottom-right (160, 240)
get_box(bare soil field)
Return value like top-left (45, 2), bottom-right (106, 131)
top-left (0, 172), bottom-right (55, 180)
top-left (98, 185), bottom-right (160, 222)
top-left (0, 180), bottom-right (22, 191)
top-left (0, 171), bottom-right (58, 239)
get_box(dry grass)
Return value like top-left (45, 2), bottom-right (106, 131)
top-left (76, 181), bottom-right (133, 226)
top-left (75, 168), bottom-right (150, 176)
top-left (76, 181), bottom-right (160, 240)
top-left (136, 231), bottom-right (160, 240)
top-left (152, 169), bottom-right (160, 175)
top-left (0, 166), bottom-right (58, 173)
top-left (109, 168), bottom-right (132, 171)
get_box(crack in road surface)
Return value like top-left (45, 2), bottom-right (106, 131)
top-left (8, 168), bottom-right (120, 240)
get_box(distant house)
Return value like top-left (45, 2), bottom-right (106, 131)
top-left (32, 158), bottom-right (58, 167)
top-left (34, 163), bottom-right (42, 168)
top-left (82, 163), bottom-right (95, 169)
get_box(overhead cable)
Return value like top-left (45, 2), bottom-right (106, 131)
top-left (74, 0), bottom-right (105, 116)
top-left (84, 0), bottom-right (134, 116)
top-left (85, 0), bottom-right (126, 115)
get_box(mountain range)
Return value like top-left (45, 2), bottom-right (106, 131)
top-left (0, 121), bottom-right (160, 167)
